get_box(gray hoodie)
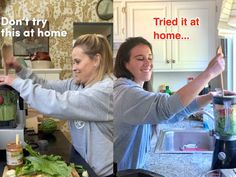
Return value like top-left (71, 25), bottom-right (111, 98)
top-left (12, 67), bottom-right (114, 177)
top-left (114, 78), bottom-right (200, 170)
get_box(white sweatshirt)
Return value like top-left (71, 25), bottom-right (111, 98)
top-left (12, 67), bottom-right (114, 176)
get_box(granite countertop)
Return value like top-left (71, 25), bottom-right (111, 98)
top-left (144, 152), bottom-right (212, 177)
top-left (143, 120), bottom-right (213, 177)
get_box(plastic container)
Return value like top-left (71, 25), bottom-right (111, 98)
top-left (159, 84), bottom-right (166, 93)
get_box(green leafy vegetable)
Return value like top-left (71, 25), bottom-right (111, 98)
top-left (39, 119), bottom-right (57, 134)
top-left (16, 144), bottom-right (86, 177)
top-left (0, 90), bottom-right (17, 121)
top-left (215, 105), bottom-right (236, 136)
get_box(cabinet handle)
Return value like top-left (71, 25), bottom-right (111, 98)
top-left (122, 28), bottom-right (125, 34)
top-left (172, 59), bottom-right (176, 63)
top-left (166, 59), bottom-right (170, 64)
top-left (122, 7), bottom-right (126, 13)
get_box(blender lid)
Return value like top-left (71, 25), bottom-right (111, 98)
top-left (213, 95), bottom-right (236, 105)
top-left (0, 85), bottom-right (17, 92)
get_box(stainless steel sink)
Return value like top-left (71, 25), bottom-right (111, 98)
top-left (155, 129), bottom-right (214, 153)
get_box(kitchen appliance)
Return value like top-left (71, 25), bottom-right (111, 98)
top-left (211, 94), bottom-right (236, 169)
top-left (0, 85), bottom-right (25, 149)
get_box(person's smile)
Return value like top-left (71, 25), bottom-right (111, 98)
top-left (140, 68), bottom-right (152, 73)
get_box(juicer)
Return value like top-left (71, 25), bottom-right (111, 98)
top-left (0, 85), bottom-right (25, 149)
top-left (211, 94), bottom-right (236, 169)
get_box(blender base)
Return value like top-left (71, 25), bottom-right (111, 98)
top-left (0, 124), bottom-right (24, 149)
top-left (211, 139), bottom-right (236, 169)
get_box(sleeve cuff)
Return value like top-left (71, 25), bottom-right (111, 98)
top-left (185, 99), bottom-right (200, 114)
top-left (16, 67), bottom-right (33, 79)
top-left (11, 77), bottom-right (24, 91)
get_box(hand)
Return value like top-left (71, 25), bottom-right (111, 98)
top-left (4, 56), bottom-right (22, 73)
top-left (204, 53), bottom-right (225, 80)
top-left (0, 75), bottom-right (16, 86)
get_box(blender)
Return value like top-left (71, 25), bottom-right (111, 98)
top-left (0, 43), bottom-right (25, 149)
top-left (0, 85), bottom-right (25, 149)
top-left (211, 94), bottom-right (236, 169)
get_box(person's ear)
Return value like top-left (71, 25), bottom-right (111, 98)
top-left (94, 53), bottom-right (101, 67)
top-left (125, 61), bottom-right (130, 70)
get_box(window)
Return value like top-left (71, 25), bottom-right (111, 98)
top-left (233, 36), bottom-right (236, 92)
top-left (221, 37), bottom-right (234, 92)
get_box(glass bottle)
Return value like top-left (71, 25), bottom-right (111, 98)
top-left (165, 86), bottom-right (172, 95)
top-left (6, 143), bottom-right (23, 169)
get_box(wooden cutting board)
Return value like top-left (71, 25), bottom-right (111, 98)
top-left (2, 166), bottom-right (81, 177)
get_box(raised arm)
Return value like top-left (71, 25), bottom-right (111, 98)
top-left (0, 75), bottom-right (113, 122)
top-left (176, 53), bottom-right (225, 106)
top-left (4, 56), bottom-right (70, 92)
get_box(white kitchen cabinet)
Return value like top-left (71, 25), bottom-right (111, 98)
top-left (114, 0), bottom-right (217, 71)
top-left (126, 1), bottom-right (172, 71)
top-left (170, 1), bottom-right (216, 71)
top-left (114, 0), bottom-right (126, 42)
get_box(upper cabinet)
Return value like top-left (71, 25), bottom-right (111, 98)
top-left (114, 0), bottom-right (217, 72)
top-left (114, 0), bottom-right (126, 42)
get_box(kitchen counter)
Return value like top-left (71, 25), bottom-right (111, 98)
top-left (0, 130), bottom-right (98, 177)
top-left (143, 120), bottom-right (213, 177)
top-left (143, 152), bottom-right (212, 177)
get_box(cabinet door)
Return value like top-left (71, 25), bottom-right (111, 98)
top-left (114, 0), bottom-right (126, 42)
top-left (126, 1), bottom-right (172, 71)
top-left (171, 1), bottom-right (216, 71)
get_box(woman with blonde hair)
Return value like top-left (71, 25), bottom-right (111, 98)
top-left (1, 34), bottom-right (114, 177)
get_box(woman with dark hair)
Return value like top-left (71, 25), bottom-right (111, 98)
top-left (114, 37), bottom-right (225, 170)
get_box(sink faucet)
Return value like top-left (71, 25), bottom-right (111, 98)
top-left (194, 110), bottom-right (215, 130)
top-left (197, 110), bottom-right (214, 120)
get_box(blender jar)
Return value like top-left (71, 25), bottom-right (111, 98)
top-left (213, 95), bottom-right (236, 138)
top-left (0, 85), bottom-right (18, 122)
